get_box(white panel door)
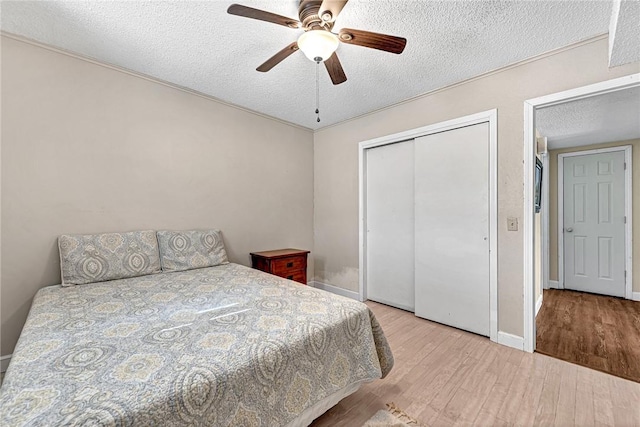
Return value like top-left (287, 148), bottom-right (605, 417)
top-left (366, 140), bottom-right (415, 311)
top-left (563, 151), bottom-right (625, 297)
top-left (414, 123), bottom-right (490, 336)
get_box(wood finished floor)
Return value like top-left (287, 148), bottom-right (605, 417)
top-left (311, 301), bottom-right (640, 427)
top-left (536, 289), bottom-right (640, 383)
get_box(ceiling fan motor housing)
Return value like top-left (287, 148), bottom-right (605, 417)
top-left (298, 0), bottom-right (330, 30)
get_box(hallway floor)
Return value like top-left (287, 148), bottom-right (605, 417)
top-left (536, 289), bottom-right (640, 383)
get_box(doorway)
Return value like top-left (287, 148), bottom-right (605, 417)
top-left (524, 73), bottom-right (640, 381)
top-left (524, 73), bottom-right (639, 352)
top-left (359, 110), bottom-right (498, 342)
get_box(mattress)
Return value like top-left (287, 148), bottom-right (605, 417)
top-left (0, 263), bottom-right (393, 426)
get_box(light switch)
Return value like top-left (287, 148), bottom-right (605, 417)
top-left (507, 217), bottom-right (518, 231)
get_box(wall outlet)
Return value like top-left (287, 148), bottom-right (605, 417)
top-left (507, 217), bottom-right (518, 231)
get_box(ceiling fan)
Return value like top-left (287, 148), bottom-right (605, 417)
top-left (227, 0), bottom-right (407, 85)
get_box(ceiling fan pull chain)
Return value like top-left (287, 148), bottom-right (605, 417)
top-left (315, 59), bottom-right (321, 123)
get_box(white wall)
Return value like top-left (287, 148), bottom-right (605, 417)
top-left (313, 37), bottom-right (639, 337)
top-left (0, 36), bottom-right (314, 356)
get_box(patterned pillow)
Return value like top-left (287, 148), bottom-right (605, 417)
top-left (157, 229), bottom-right (229, 272)
top-left (58, 230), bottom-right (162, 286)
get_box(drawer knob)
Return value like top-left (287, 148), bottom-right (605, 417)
top-left (286, 262), bottom-right (294, 268)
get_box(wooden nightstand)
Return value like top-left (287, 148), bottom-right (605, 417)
top-left (250, 248), bottom-right (310, 285)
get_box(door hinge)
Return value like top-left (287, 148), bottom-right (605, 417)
top-left (624, 216), bottom-right (627, 224)
top-left (624, 162), bottom-right (627, 170)
top-left (625, 270), bottom-right (627, 279)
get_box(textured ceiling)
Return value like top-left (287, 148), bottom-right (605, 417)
top-left (536, 86), bottom-right (640, 150)
top-left (609, 0), bottom-right (640, 67)
top-left (1, 1), bottom-right (614, 129)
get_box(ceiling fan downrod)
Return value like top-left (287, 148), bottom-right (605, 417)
top-left (315, 59), bottom-right (321, 123)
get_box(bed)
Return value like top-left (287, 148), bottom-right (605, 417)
top-left (0, 262), bottom-right (393, 426)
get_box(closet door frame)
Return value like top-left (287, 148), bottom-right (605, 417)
top-left (358, 109), bottom-right (498, 343)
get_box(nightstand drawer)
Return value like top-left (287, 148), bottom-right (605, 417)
top-left (277, 270), bottom-right (306, 283)
top-left (272, 256), bottom-right (306, 274)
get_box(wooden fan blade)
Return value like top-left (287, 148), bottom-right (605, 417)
top-left (257, 42), bottom-right (299, 72)
top-left (324, 52), bottom-right (347, 85)
top-left (338, 28), bottom-right (406, 54)
top-left (318, 0), bottom-right (349, 23)
top-left (227, 4), bottom-right (300, 29)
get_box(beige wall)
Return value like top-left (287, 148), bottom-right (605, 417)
top-left (0, 36), bottom-right (314, 356)
top-left (548, 138), bottom-right (640, 294)
top-left (313, 37), bottom-right (639, 337)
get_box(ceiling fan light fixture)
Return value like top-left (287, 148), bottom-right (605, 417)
top-left (297, 30), bottom-right (339, 62)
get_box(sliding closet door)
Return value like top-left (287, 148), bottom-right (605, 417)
top-left (414, 123), bottom-right (490, 336)
top-left (366, 140), bottom-right (415, 311)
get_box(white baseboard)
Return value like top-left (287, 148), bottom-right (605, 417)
top-left (310, 281), bottom-right (360, 301)
top-left (497, 331), bottom-right (524, 351)
top-left (364, 297), bottom-right (414, 313)
top-left (545, 283), bottom-right (636, 300)
top-left (1, 354), bottom-right (12, 373)
top-left (543, 281), bottom-right (550, 290)
top-left (535, 294), bottom-right (543, 317)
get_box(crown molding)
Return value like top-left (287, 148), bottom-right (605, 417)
top-left (315, 33), bottom-right (609, 132)
top-left (1, 31), bottom-right (313, 133)
top-left (2, 31), bottom-right (609, 134)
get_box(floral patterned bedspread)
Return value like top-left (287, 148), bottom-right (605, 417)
top-left (0, 263), bottom-right (393, 426)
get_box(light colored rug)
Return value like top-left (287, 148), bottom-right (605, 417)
top-left (362, 403), bottom-right (422, 427)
